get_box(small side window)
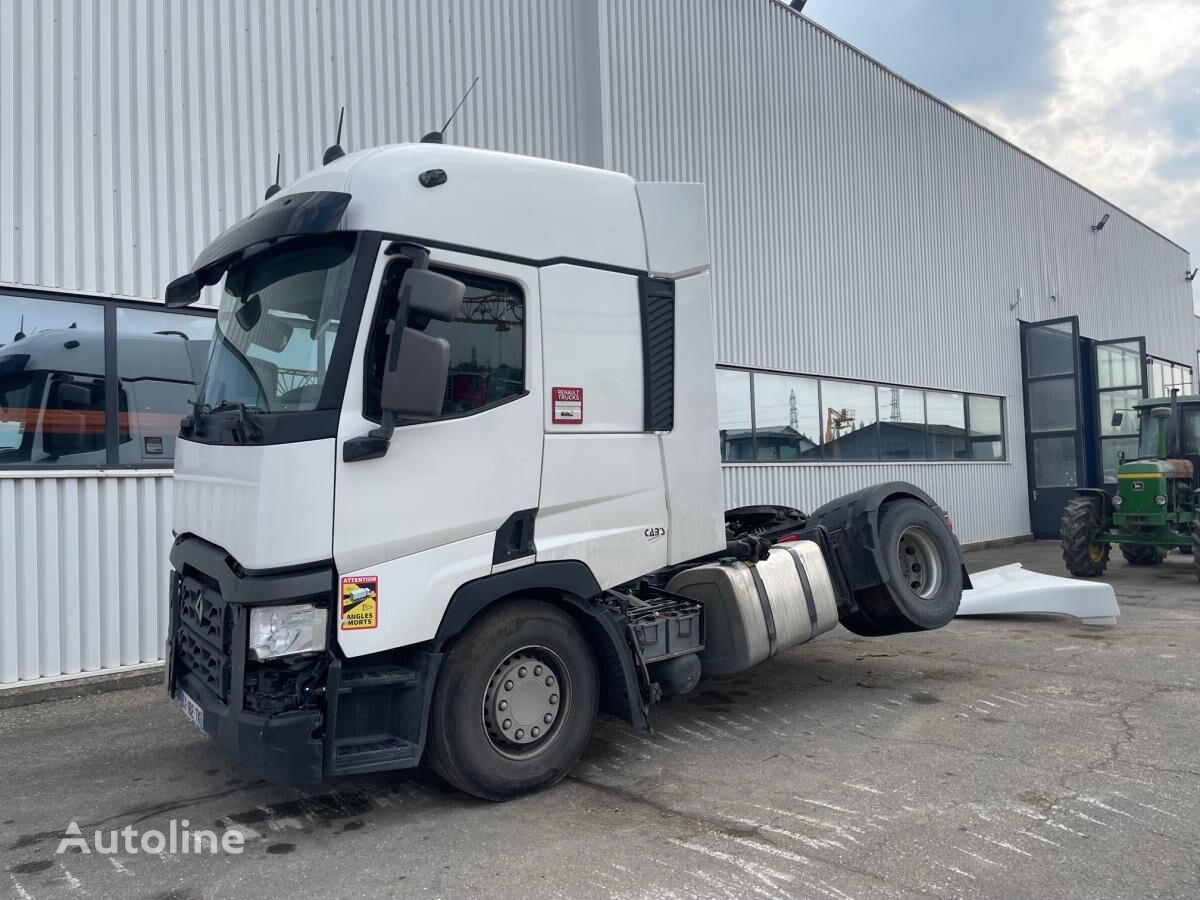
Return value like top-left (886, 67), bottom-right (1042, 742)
top-left (364, 266), bottom-right (525, 422)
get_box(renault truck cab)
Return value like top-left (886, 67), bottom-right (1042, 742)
top-left (164, 143), bottom-right (966, 799)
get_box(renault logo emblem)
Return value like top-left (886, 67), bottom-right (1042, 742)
top-left (194, 592), bottom-right (204, 618)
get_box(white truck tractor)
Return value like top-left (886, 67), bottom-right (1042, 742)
top-left (163, 143), bottom-right (969, 800)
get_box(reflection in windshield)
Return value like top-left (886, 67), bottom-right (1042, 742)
top-left (198, 235), bottom-right (358, 413)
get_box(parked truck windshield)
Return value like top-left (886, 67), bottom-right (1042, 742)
top-left (198, 234), bottom-right (359, 413)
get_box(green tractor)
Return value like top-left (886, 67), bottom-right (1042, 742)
top-left (1061, 393), bottom-right (1200, 580)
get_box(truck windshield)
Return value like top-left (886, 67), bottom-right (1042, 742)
top-left (198, 234), bottom-right (358, 413)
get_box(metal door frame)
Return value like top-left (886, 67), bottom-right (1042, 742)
top-left (1019, 316), bottom-right (1084, 537)
top-left (1091, 336), bottom-right (1148, 487)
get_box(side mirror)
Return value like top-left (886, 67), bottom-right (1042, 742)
top-left (380, 328), bottom-right (450, 421)
top-left (400, 268), bottom-right (463, 322)
top-left (1110, 411), bottom-right (1124, 428)
top-left (55, 381), bottom-right (94, 409)
top-left (343, 266), bottom-right (464, 463)
top-left (165, 272), bottom-right (202, 308)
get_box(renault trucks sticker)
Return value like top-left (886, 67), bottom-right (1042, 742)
top-left (340, 576), bottom-right (379, 630)
top-left (552, 387), bottom-right (584, 424)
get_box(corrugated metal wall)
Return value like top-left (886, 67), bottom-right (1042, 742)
top-left (0, 0), bottom-right (1195, 684)
top-left (0, 0), bottom-right (593, 300)
top-left (0, 474), bottom-right (173, 683)
top-left (596, 0), bottom-right (1193, 544)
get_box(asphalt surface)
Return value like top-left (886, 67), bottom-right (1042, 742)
top-left (2, 541), bottom-right (1199, 900)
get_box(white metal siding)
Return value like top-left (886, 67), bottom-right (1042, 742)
top-left (0, 0), bottom-right (592, 300)
top-left (0, 0), bottom-right (1196, 685)
top-left (0, 474), bottom-right (173, 684)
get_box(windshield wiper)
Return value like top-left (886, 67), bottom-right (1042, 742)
top-left (210, 400), bottom-right (264, 443)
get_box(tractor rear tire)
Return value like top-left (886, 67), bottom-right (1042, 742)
top-left (1120, 543), bottom-right (1168, 566)
top-left (1192, 523), bottom-right (1200, 582)
top-left (1060, 496), bottom-right (1110, 577)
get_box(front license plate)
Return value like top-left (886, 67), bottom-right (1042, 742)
top-left (178, 690), bottom-right (205, 733)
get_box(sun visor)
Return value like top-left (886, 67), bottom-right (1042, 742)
top-left (166, 190), bottom-right (352, 307)
top-left (191, 190), bottom-right (352, 274)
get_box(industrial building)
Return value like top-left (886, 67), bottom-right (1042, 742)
top-left (0, 0), bottom-right (1195, 687)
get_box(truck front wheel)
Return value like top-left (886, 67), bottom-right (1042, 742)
top-left (1119, 543), bottom-right (1167, 566)
top-left (425, 599), bottom-right (598, 801)
top-left (1060, 495), bottom-right (1110, 577)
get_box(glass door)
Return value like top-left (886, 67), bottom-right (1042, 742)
top-left (1093, 338), bottom-right (1147, 484)
top-left (1021, 318), bottom-right (1084, 539)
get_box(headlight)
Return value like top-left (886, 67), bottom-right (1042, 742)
top-left (1155, 495), bottom-right (1168, 506)
top-left (248, 604), bottom-right (328, 660)
top-left (1112, 495), bottom-right (1123, 507)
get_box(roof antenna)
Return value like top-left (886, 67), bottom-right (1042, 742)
top-left (323, 107), bottom-right (346, 165)
top-left (264, 153), bottom-right (283, 200)
top-left (421, 75), bottom-right (479, 144)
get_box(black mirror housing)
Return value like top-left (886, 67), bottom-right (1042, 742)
top-left (165, 272), bottom-right (203, 308)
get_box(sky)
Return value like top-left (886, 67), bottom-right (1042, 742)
top-left (804, 0), bottom-right (1200, 274)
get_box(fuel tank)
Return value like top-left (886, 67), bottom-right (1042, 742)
top-left (666, 540), bottom-right (838, 676)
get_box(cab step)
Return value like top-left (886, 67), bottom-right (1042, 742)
top-left (332, 735), bottom-right (417, 774)
top-left (338, 665), bottom-right (418, 693)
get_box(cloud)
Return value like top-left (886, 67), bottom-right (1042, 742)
top-left (956, 0), bottom-right (1200, 257)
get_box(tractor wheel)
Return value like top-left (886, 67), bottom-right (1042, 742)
top-left (1192, 523), bottom-right (1200, 582)
top-left (1178, 544), bottom-right (1193, 555)
top-left (1060, 496), bottom-right (1109, 578)
top-left (1119, 543), bottom-right (1168, 566)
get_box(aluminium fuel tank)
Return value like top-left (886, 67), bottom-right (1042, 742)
top-left (665, 540), bottom-right (839, 676)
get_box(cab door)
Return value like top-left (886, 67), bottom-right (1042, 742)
top-left (332, 246), bottom-right (542, 655)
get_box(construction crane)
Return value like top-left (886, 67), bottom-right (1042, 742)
top-left (825, 407), bottom-right (855, 443)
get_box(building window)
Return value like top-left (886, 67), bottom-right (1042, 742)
top-left (751, 372), bottom-right (821, 460)
top-left (116, 308), bottom-right (215, 464)
top-left (877, 386), bottom-right (926, 460)
top-left (715, 365), bottom-right (1006, 464)
top-left (926, 390), bottom-right (967, 460)
top-left (1148, 356), bottom-right (1193, 398)
top-left (967, 394), bottom-right (1004, 461)
top-left (717, 368), bottom-right (753, 461)
top-left (821, 379), bottom-right (878, 460)
top-left (364, 268), bottom-right (525, 421)
top-left (0, 291), bottom-right (215, 469)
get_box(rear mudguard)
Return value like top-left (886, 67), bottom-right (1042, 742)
top-left (806, 481), bottom-right (972, 614)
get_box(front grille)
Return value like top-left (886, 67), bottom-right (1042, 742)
top-left (173, 573), bottom-right (232, 703)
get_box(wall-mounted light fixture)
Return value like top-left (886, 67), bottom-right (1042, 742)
top-left (1187, 269), bottom-right (1198, 282)
top-left (790, 0), bottom-right (808, 11)
top-left (1091, 213), bottom-right (1110, 233)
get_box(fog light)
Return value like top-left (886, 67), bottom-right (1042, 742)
top-left (1155, 495), bottom-right (1168, 506)
top-left (1112, 495), bottom-right (1122, 507)
top-left (248, 604), bottom-right (327, 660)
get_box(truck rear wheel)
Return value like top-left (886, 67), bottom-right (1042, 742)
top-left (840, 498), bottom-right (962, 636)
top-left (1120, 543), bottom-right (1167, 566)
top-left (1060, 495), bottom-right (1109, 577)
top-left (425, 599), bottom-right (598, 801)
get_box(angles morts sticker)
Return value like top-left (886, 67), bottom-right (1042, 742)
top-left (340, 575), bottom-right (379, 630)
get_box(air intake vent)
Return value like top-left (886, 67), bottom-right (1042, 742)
top-left (639, 276), bottom-right (676, 432)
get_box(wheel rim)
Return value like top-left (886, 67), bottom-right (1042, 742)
top-left (482, 645), bottom-right (570, 760)
top-left (896, 525), bottom-right (944, 600)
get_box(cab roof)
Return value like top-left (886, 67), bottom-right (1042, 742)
top-left (284, 143), bottom-right (650, 272)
